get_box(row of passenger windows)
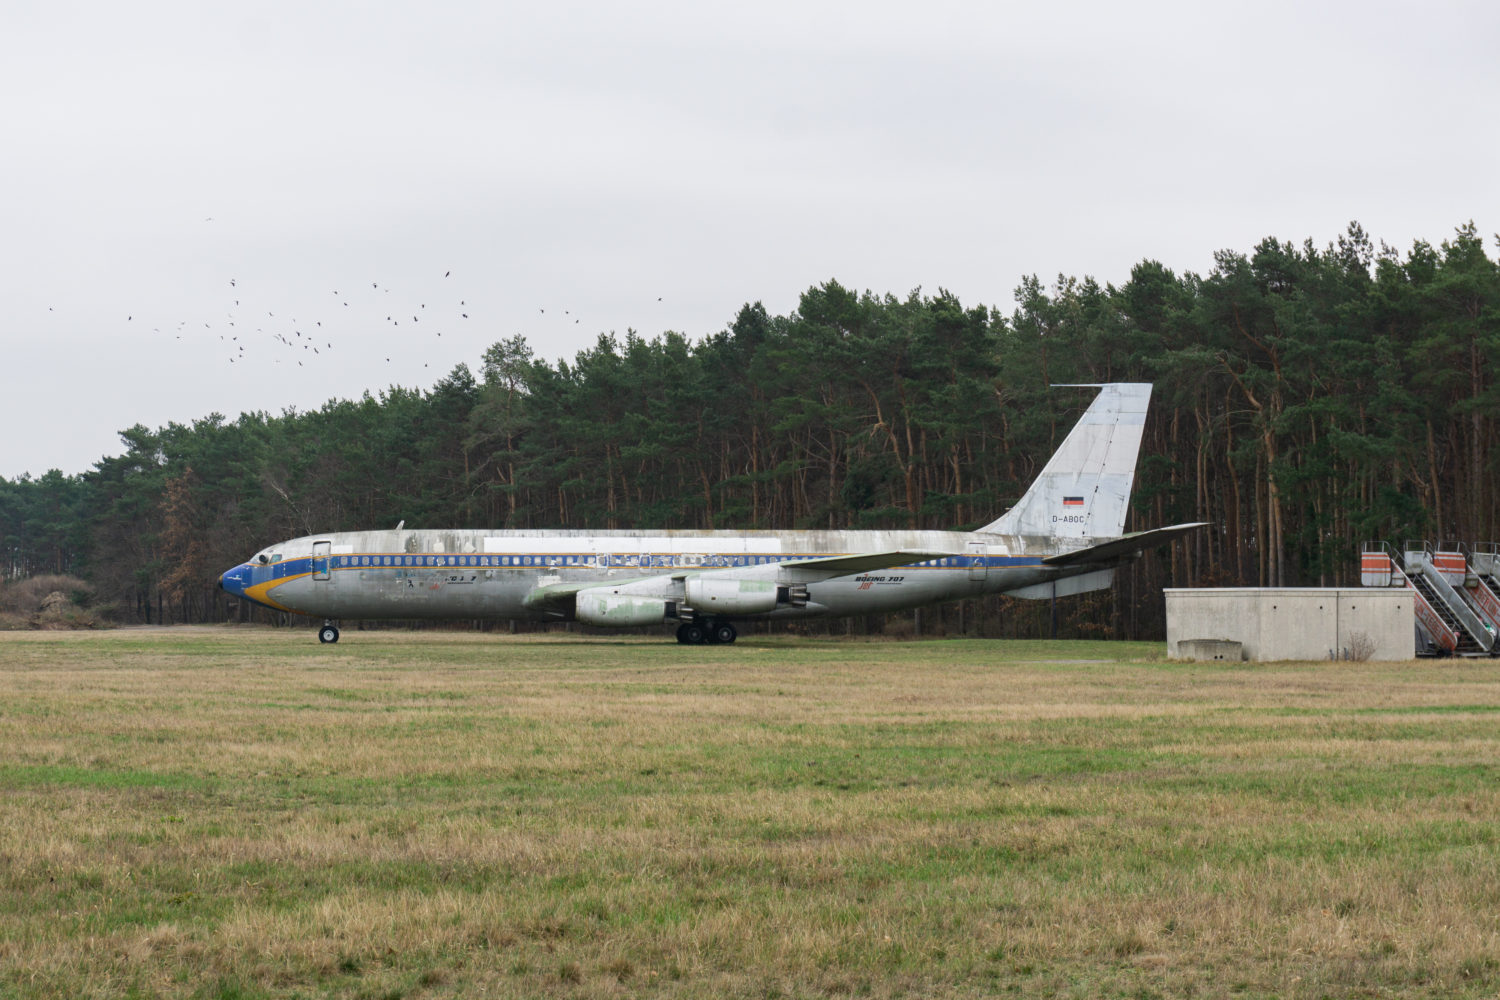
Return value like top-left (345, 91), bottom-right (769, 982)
top-left (331, 554), bottom-right (973, 568)
top-left (336, 554), bottom-right (798, 568)
top-left (337, 555), bottom-right (536, 567)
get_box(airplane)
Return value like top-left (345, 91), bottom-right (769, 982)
top-left (218, 383), bottom-right (1205, 644)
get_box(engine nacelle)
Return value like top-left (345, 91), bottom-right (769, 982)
top-left (575, 589), bottom-right (668, 627)
top-left (684, 576), bottom-right (778, 615)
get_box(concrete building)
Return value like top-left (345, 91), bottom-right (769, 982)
top-left (1164, 588), bottom-right (1415, 662)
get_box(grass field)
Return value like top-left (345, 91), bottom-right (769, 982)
top-left (1, 627), bottom-right (1498, 999)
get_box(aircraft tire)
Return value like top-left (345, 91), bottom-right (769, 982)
top-left (712, 622), bottom-right (737, 644)
top-left (680, 623), bottom-right (707, 645)
top-left (318, 625), bottom-right (340, 644)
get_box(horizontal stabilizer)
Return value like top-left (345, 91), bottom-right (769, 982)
top-left (1041, 523), bottom-right (1209, 567)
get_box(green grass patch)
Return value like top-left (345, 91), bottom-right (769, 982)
top-left (0, 627), bottom-right (1498, 998)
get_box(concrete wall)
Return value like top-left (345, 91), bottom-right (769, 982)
top-left (1164, 588), bottom-right (1414, 662)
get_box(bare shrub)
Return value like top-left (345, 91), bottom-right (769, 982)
top-left (1346, 630), bottom-right (1376, 662)
top-left (0, 575), bottom-right (106, 629)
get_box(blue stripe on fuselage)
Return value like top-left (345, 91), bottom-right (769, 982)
top-left (290, 552), bottom-right (1043, 571)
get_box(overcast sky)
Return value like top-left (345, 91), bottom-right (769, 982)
top-left (4, 0), bottom-right (1496, 479)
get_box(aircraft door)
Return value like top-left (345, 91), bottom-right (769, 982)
top-left (967, 541), bottom-right (987, 582)
top-left (312, 540), bottom-right (332, 581)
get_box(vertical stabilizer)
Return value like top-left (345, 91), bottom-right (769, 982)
top-left (981, 383), bottom-right (1151, 540)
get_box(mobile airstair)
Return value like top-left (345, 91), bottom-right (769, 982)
top-left (1360, 541), bottom-right (1494, 656)
top-left (1466, 543), bottom-right (1500, 628)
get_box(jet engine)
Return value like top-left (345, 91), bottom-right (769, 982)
top-left (574, 589), bottom-right (668, 626)
top-left (684, 576), bottom-right (778, 615)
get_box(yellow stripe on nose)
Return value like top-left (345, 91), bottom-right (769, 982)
top-left (243, 572), bottom-right (312, 612)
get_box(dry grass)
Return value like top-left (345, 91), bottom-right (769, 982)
top-left (1, 627), bottom-right (1499, 998)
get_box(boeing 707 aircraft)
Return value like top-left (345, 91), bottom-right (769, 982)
top-left (219, 383), bottom-right (1204, 643)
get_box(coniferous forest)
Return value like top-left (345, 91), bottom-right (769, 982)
top-left (4, 222), bottom-right (1498, 638)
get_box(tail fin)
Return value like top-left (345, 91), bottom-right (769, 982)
top-left (980, 383), bottom-right (1151, 540)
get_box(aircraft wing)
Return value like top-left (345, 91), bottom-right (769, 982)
top-left (520, 550), bottom-right (956, 613)
top-left (1041, 523), bottom-right (1209, 567)
top-left (773, 550), bottom-right (959, 575)
top-left (520, 576), bottom-right (657, 614)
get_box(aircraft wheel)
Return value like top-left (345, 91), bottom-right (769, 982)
top-left (680, 623), bottom-right (707, 645)
top-left (675, 624), bottom-right (691, 644)
top-left (318, 625), bottom-right (340, 644)
top-left (712, 622), bottom-right (737, 645)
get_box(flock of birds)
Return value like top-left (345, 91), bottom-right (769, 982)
top-left (97, 272), bottom-right (665, 375)
top-left (128, 271), bottom-right (477, 370)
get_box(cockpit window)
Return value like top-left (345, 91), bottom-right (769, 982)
top-left (271, 553), bottom-right (283, 564)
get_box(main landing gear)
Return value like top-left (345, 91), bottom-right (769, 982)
top-left (675, 621), bottom-right (737, 645)
top-left (318, 621), bottom-right (340, 644)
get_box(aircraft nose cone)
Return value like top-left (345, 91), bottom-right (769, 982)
top-left (220, 565), bottom-right (249, 597)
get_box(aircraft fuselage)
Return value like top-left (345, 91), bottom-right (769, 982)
top-left (218, 384), bottom-right (1205, 643)
top-left (219, 527), bottom-right (1095, 623)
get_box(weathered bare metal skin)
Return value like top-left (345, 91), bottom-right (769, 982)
top-left (226, 526), bottom-right (1061, 621)
top-left (217, 384), bottom-right (1205, 633)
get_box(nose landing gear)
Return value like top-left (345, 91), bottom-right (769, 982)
top-left (318, 622), bottom-right (340, 644)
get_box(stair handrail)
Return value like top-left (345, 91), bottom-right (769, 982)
top-left (1461, 563), bottom-right (1500, 631)
top-left (1417, 559), bottom-right (1495, 652)
top-left (1378, 542), bottom-right (1458, 654)
top-left (1472, 542), bottom-right (1500, 579)
top-left (1402, 539), bottom-right (1435, 575)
